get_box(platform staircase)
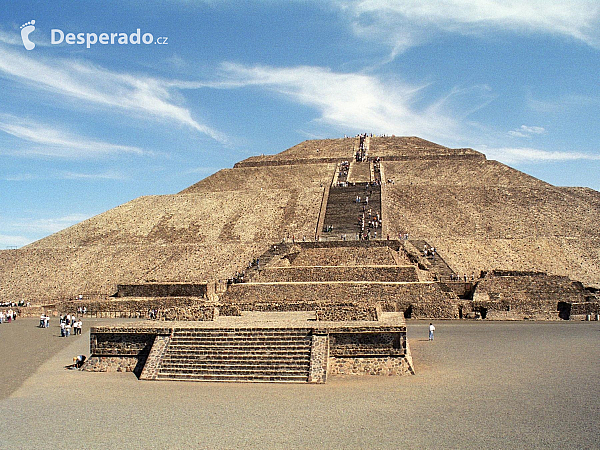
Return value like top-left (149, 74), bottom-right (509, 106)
top-left (410, 239), bottom-right (455, 280)
top-left (154, 328), bottom-right (313, 382)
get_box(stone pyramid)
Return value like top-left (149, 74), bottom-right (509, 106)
top-left (1, 136), bottom-right (599, 308)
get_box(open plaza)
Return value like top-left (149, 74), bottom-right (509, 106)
top-left (1, 317), bottom-right (598, 448)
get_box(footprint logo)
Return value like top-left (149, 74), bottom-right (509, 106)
top-left (20, 20), bottom-right (36, 50)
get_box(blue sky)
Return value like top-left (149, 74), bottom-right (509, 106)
top-left (1, 0), bottom-right (599, 248)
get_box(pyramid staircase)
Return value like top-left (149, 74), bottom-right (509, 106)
top-left (322, 183), bottom-right (381, 239)
top-left (410, 239), bottom-right (455, 280)
top-left (147, 328), bottom-right (313, 382)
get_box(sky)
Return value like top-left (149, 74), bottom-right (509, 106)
top-left (1, 0), bottom-right (599, 248)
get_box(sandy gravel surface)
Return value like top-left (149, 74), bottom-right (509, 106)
top-left (1, 318), bottom-right (599, 449)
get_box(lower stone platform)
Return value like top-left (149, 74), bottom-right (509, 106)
top-left (84, 312), bottom-right (414, 383)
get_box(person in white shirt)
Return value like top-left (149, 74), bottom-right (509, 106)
top-left (429, 323), bottom-right (435, 341)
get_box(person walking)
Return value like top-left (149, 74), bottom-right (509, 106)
top-left (429, 323), bottom-right (435, 341)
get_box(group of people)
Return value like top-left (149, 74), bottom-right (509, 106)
top-left (338, 160), bottom-right (349, 181)
top-left (423, 245), bottom-right (437, 258)
top-left (0, 309), bottom-right (17, 323)
top-left (39, 313), bottom-right (50, 328)
top-left (449, 273), bottom-right (477, 282)
top-left (228, 271), bottom-right (246, 284)
top-left (0, 300), bottom-right (29, 307)
top-left (59, 314), bottom-right (82, 337)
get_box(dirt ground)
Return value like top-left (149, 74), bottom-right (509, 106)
top-left (1, 318), bottom-right (598, 449)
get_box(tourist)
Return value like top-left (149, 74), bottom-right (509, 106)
top-left (67, 354), bottom-right (87, 370)
top-left (60, 321), bottom-right (66, 337)
top-left (429, 323), bottom-right (435, 341)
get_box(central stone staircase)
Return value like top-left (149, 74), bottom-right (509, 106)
top-left (155, 328), bottom-right (313, 382)
top-left (322, 183), bottom-right (382, 238)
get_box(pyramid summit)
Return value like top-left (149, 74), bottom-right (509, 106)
top-left (1, 135), bottom-right (598, 320)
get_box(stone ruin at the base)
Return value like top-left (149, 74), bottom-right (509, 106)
top-left (1, 135), bottom-right (598, 382)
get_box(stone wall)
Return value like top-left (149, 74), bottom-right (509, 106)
top-left (84, 326), bottom-right (171, 375)
top-left (328, 356), bottom-right (412, 376)
top-left (570, 302), bottom-right (600, 316)
top-left (221, 281), bottom-right (455, 315)
top-left (472, 272), bottom-right (587, 319)
top-left (83, 356), bottom-right (141, 373)
top-left (307, 333), bottom-right (328, 383)
top-left (410, 300), bottom-right (460, 319)
top-left (115, 283), bottom-right (208, 298)
top-left (329, 330), bottom-right (405, 357)
top-left (315, 303), bottom-right (380, 321)
top-left (253, 266), bottom-right (419, 283)
top-left (53, 297), bottom-right (216, 319)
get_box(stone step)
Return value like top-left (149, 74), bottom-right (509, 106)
top-left (170, 337), bottom-right (311, 345)
top-left (171, 334), bottom-right (311, 341)
top-left (173, 329), bottom-right (311, 335)
top-left (155, 373), bottom-right (309, 382)
top-left (163, 351), bottom-right (310, 359)
top-left (162, 355), bottom-right (310, 364)
top-left (168, 344), bottom-right (311, 352)
top-left (165, 348), bottom-right (311, 357)
top-left (167, 349), bottom-right (311, 357)
top-left (158, 366), bottom-right (309, 376)
top-left (160, 360), bottom-right (310, 371)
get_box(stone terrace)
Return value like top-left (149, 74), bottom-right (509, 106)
top-left (472, 272), bottom-right (590, 320)
top-left (0, 186), bottom-right (324, 302)
top-left (383, 162), bottom-right (600, 287)
top-left (369, 136), bottom-right (484, 160)
top-left (234, 138), bottom-right (356, 167)
top-left (180, 163), bottom-right (336, 194)
top-left (251, 266), bottom-right (419, 283)
top-left (383, 159), bottom-right (546, 188)
top-left (220, 281), bottom-right (457, 318)
top-left (84, 311), bottom-right (412, 382)
top-left (267, 241), bottom-right (411, 266)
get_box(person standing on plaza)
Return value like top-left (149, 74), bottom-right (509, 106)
top-left (429, 323), bottom-right (435, 341)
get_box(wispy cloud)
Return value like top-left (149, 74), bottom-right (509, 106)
top-left (0, 43), bottom-right (226, 142)
top-left (482, 146), bottom-right (600, 164)
top-left (184, 166), bottom-right (225, 175)
top-left (2, 173), bottom-right (37, 181)
top-left (0, 30), bottom-right (25, 47)
top-left (0, 234), bottom-right (32, 248)
top-left (59, 170), bottom-right (127, 180)
top-left (0, 116), bottom-right (145, 158)
top-left (508, 125), bottom-right (546, 138)
top-left (337, 0), bottom-right (600, 56)
top-left (4, 214), bottom-right (91, 236)
top-left (209, 62), bottom-right (476, 140)
top-left (527, 94), bottom-right (600, 113)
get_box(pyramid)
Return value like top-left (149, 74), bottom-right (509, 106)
top-left (1, 136), bottom-right (599, 319)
